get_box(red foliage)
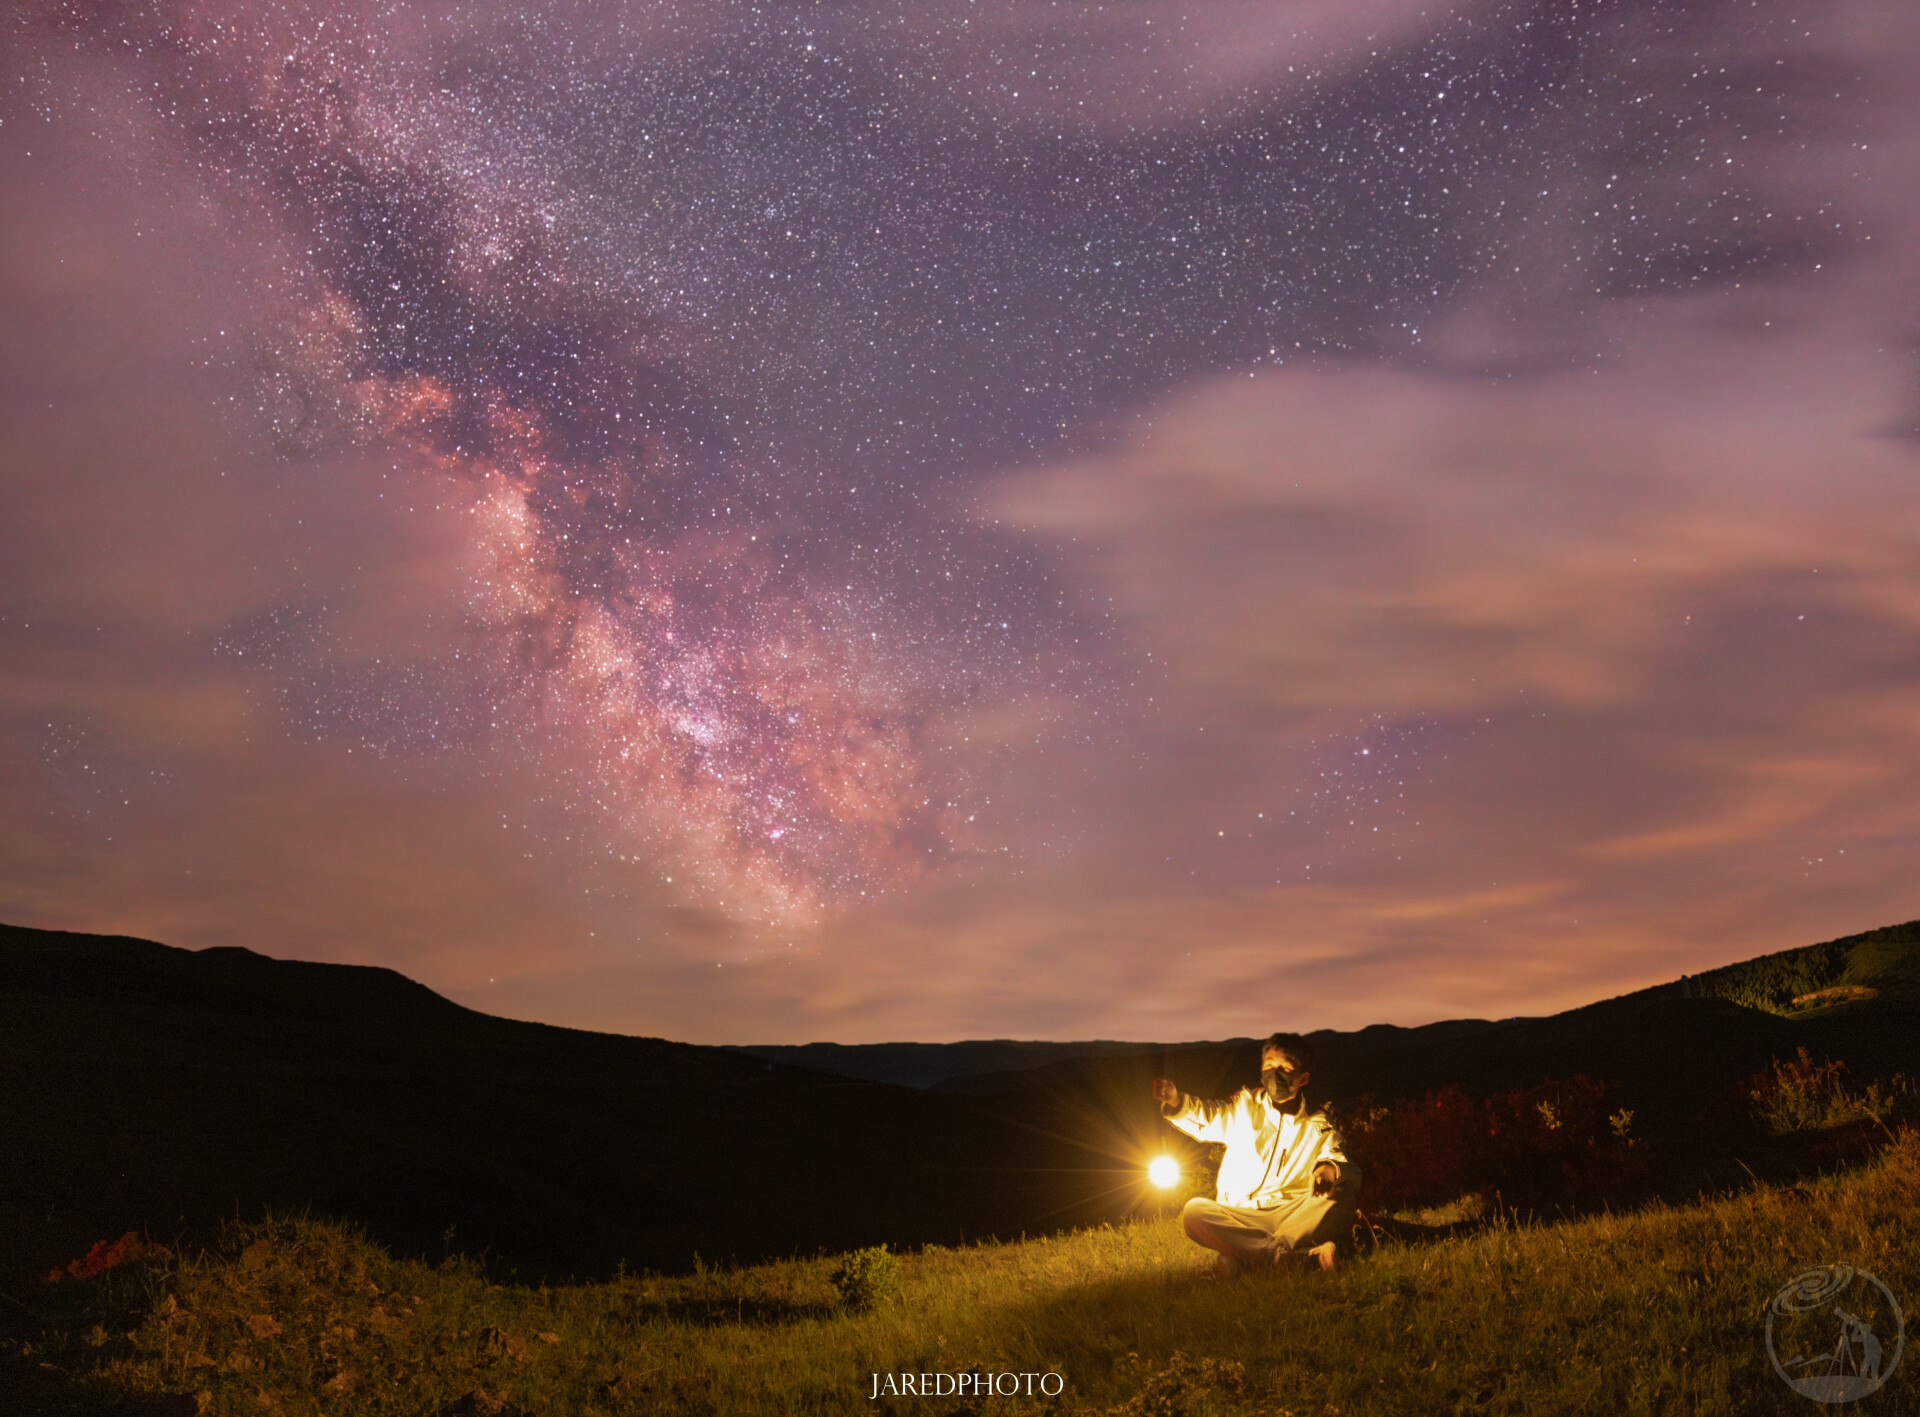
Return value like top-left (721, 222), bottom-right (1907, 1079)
top-left (46, 1231), bottom-right (172, 1284)
top-left (1339, 1076), bottom-right (1647, 1213)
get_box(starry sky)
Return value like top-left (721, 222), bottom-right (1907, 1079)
top-left (3, 0), bottom-right (1918, 1044)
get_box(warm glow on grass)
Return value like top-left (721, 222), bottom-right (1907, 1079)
top-left (1148, 1155), bottom-right (1181, 1189)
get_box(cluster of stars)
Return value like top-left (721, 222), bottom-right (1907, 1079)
top-left (9, 0), bottom-right (1856, 925)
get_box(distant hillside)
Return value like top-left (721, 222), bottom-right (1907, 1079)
top-left (730, 1020), bottom-right (1507, 1092)
top-left (1678, 918), bottom-right (1920, 1014)
top-left (929, 1020), bottom-right (1507, 1098)
top-left (724, 1039), bottom-right (1168, 1089)
top-left (736, 924), bottom-right (1920, 1096)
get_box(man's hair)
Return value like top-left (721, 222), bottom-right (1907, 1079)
top-left (1261, 1032), bottom-right (1313, 1073)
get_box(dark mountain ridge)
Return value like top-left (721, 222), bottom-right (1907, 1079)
top-left (6, 918), bottom-right (1917, 1290)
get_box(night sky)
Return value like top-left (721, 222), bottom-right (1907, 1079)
top-left (3, 0), bottom-right (1917, 1043)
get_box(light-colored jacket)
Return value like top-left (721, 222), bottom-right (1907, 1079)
top-left (1164, 1088), bottom-right (1353, 1209)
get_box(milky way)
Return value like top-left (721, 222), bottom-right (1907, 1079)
top-left (7, 0), bottom-right (1861, 929)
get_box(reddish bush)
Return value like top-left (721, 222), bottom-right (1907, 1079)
top-left (46, 1231), bottom-right (172, 1284)
top-left (1744, 1049), bottom-right (1912, 1169)
top-left (1339, 1084), bottom-right (1481, 1212)
top-left (1338, 1076), bottom-right (1646, 1214)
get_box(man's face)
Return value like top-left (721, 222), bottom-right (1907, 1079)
top-left (1261, 1048), bottom-right (1306, 1104)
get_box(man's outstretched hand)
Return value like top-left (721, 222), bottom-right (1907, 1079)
top-left (1151, 1077), bottom-right (1182, 1110)
top-left (1312, 1162), bottom-right (1340, 1198)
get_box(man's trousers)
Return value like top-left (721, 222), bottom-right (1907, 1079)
top-left (1180, 1170), bottom-right (1361, 1268)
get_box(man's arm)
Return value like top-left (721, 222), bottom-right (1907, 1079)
top-left (1309, 1116), bottom-right (1352, 1196)
top-left (1151, 1077), bottom-right (1242, 1143)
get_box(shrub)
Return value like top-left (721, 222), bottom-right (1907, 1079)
top-left (828, 1245), bottom-right (899, 1312)
top-left (1748, 1048), bottom-right (1912, 1136)
top-left (1337, 1075), bottom-right (1647, 1214)
top-left (1337, 1085), bottom-right (1483, 1213)
top-left (45, 1231), bottom-right (172, 1284)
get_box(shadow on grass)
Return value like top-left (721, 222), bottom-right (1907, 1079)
top-left (0, 1353), bottom-right (198, 1417)
top-left (955, 1262), bottom-right (1325, 1414)
top-left (1351, 1210), bottom-right (1490, 1254)
top-left (623, 1288), bottom-right (842, 1328)
top-left (0, 1263), bottom-right (182, 1415)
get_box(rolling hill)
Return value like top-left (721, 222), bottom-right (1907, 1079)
top-left (0, 924), bottom-right (1126, 1289)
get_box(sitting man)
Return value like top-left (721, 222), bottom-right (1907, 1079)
top-left (1152, 1031), bottom-right (1361, 1275)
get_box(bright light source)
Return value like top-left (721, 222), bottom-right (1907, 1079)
top-left (1148, 1156), bottom-right (1181, 1189)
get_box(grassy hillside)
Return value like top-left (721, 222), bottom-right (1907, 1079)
top-left (7, 1132), bottom-right (1915, 1415)
top-left (1684, 919), bottom-right (1920, 1015)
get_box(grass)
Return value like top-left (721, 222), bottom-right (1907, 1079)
top-left (5, 1132), bottom-right (1917, 1416)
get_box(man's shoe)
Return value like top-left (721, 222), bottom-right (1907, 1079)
top-left (1273, 1243), bottom-right (1337, 1274)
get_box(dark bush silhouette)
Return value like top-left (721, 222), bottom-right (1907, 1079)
top-left (1339, 1076), bottom-right (1647, 1213)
